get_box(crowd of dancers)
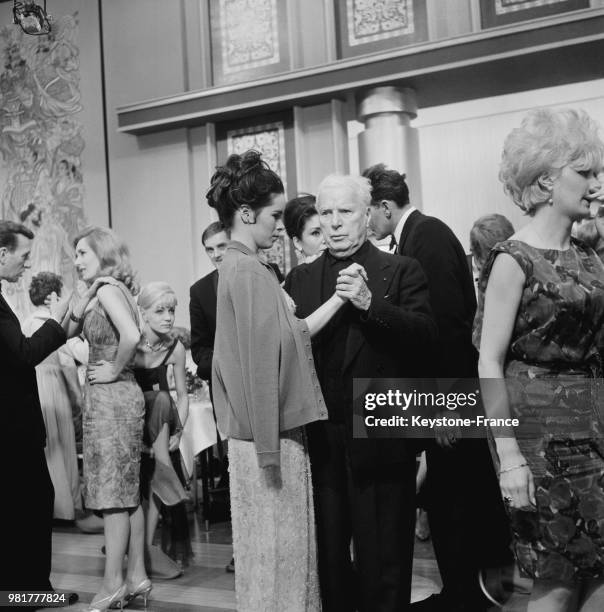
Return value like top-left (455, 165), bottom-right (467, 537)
top-left (2, 105), bottom-right (604, 612)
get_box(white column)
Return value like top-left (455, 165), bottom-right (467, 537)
top-left (357, 86), bottom-right (422, 208)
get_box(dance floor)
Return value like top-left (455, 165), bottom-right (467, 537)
top-left (47, 511), bottom-right (529, 611)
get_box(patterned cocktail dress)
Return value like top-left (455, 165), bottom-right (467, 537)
top-left (82, 281), bottom-right (145, 510)
top-left (475, 239), bottom-right (604, 582)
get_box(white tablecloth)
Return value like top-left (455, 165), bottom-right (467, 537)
top-left (179, 396), bottom-right (218, 478)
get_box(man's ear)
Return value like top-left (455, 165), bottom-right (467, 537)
top-left (380, 200), bottom-right (392, 219)
top-left (0, 246), bottom-right (7, 264)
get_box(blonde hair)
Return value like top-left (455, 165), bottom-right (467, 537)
top-left (137, 281), bottom-right (177, 312)
top-left (499, 108), bottom-right (604, 215)
top-left (73, 226), bottom-right (139, 294)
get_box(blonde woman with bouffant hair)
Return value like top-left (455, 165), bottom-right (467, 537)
top-left (476, 108), bottom-right (604, 612)
top-left (132, 281), bottom-right (192, 576)
top-left (66, 225), bottom-right (148, 611)
top-left (72, 226), bottom-right (139, 295)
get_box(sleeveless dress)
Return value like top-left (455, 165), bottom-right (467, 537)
top-left (133, 340), bottom-right (193, 567)
top-left (22, 309), bottom-right (80, 520)
top-left (82, 282), bottom-right (145, 510)
top-left (474, 239), bottom-right (604, 583)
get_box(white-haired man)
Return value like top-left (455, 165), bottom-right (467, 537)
top-left (284, 175), bottom-right (436, 612)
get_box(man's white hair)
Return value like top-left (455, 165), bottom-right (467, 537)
top-left (316, 174), bottom-right (372, 208)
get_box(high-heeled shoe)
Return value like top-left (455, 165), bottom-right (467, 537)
top-left (150, 461), bottom-right (189, 506)
top-left (86, 583), bottom-right (127, 611)
top-left (125, 578), bottom-right (153, 609)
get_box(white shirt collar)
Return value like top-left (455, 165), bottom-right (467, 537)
top-left (393, 205), bottom-right (417, 247)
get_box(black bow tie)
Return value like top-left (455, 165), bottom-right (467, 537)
top-left (389, 236), bottom-right (397, 251)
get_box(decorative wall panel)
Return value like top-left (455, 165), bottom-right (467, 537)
top-left (217, 113), bottom-right (296, 274)
top-left (336, 0), bottom-right (427, 58)
top-left (0, 13), bottom-right (88, 317)
top-left (210, 0), bottom-right (290, 86)
top-left (480, 0), bottom-right (588, 28)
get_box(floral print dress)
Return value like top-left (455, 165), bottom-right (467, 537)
top-left (475, 239), bottom-right (604, 582)
top-left (82, 281), bottom-right (145, 510)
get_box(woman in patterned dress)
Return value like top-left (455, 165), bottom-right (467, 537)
top-left (207, 150), bottom-right (346, 611)
top-left (475, 108), bottom-right (604, 611)
top-left (66, 226), bottom-right (148, 611)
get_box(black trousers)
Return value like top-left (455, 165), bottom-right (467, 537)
top-left (425, 438), bottom-right (512, 608)
top-left (308, 421), bottom-right (417, 612)
top-left (1, 445), bottom-right (54, 593)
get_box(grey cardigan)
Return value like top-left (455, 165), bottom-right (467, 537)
top-left (212, 241), bottom-right (327, 467)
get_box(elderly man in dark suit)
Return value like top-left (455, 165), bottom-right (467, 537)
top-left (0, 220), bottom-right (75, 606)
top-left (284, 174), bottom-right (436, 612)
top-left (362, 164), bottom-right (511, 612)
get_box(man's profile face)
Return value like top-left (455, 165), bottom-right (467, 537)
top-left (367, 201), bottom-right (392, 240)
top-left (0, 234), bottom-right (32, 282)
top-left (317, 185), bottom-right (369, 258)
top-left (204, 230), bottom-right (228, 269)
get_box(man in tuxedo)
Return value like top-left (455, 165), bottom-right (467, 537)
top-left (0, 221), bottom-right (75, 606)
top-left (284, 175), bottom-right (436, 612)
top-left (189, 222), bottom-right (229, 383)
top-left (362, 164), bottom-right (511, 612)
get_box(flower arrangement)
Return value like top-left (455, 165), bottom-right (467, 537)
top-left (185, 367), bottom-right (205, 396)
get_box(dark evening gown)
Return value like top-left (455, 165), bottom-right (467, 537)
top-left (474, 238), bottom-right (604, 582)
top-left (134, 340), bottom-right (193, 567)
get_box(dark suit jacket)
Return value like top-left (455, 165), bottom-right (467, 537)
top-left (0, 291), bottom-right (66, 450)
top-left (190, 263), bottom-right (283, 381)
top-left (397, 210), bottom-right (478, 379)
top-left (284, 242), bottom-right (436, 469)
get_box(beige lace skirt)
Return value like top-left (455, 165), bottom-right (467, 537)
top-left (229, 427), bottom-right (320, 612)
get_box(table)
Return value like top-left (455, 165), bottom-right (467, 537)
top-left (179, 395), bottom-right (218, 479)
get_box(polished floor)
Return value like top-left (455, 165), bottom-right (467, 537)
top-left (47, 510), bottom-right (531, 611)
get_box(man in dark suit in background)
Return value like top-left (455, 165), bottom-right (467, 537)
top-left (189, 221), bottom-right (228, 384)
top-left (0, 221), bottom-right (74, 606)
top-left (285, 174), bottom-right (436, 612)
top-left (362, 165), bottom-right (511, 612)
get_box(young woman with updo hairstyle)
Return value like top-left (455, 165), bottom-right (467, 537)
top-left (475, 108), bottom-right (604, 611)
top-left (133, 281), bottom-right (192, 578)
top-left (66, 226), bottom-right (147, 611)
top-left (283, 194), bottom-right (325, 264)
top-left (207, 150), bottom-right (346, 611)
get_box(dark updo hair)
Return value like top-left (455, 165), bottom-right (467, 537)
top-left (283, 194), bottom-right (318, 240)
top-left (29, 271), bottom-right (63, 307)
top-left (206, 150), bottom-right (284, 228)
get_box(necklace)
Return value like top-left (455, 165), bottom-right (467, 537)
top-left (143, 334), bottom-right (166, 352)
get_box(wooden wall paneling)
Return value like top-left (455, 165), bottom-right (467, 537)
top-left (187, 122), bottom-right (219, 282)
top-left (479, 0), bottom-right (589, 29)
top-left (209, 0), bottom-right (291, 86)
top-left (335, 0), bottom-right (429, 59)
top-left (426, 0), bottom-right (474, 40)
top-left (181, 0), bottom-right (213, 90)
top-left (469, 0), bottom-right (483, 31)
top-left (330, 99), bottom-right (350, 174)
top-left (287, 0), bottom-right (333, 69)
top-left (293, 105), bottom-right (309, 192)
top-left (323, 0), bottom-right (339, 63)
